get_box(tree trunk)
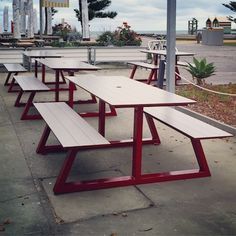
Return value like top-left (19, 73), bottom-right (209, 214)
top-left (80, 0), bottom-right (90, 41)
top-left (44, 8), bottom-right (48, 35)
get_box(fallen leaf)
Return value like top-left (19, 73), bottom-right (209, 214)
top-left (0, 225), bottom-right (5, 231)
top-left (139, 227), bottom-right (153, 232)
top-left (110, 233), bottom-right (117, 236)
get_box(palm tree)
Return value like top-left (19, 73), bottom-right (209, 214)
top-left (222, 1), bottom-right (236, 23)
top-left (74, 0), bottom-right (117, 30)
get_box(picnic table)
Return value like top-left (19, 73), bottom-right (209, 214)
top-left (36, 58), bottom-right (100, 102)
top-left (51, 75), bottom-right (195, 192)
top-left (140, 49), bottom-right (194, 82)
top-left (22, 50), bottom-right (63, 77)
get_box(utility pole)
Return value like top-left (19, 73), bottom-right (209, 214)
top-left (166, 0), bottom-right (176, 93)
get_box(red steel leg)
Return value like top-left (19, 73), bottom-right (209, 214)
top-left (153, 55), bottom-right (159, 80)
top-left (42, 64), bottom-right (45, 83)
top-left (98, 99), bottom-right (106, 136)
top-left (21, 91), bottom-right (41, 120)
top-left (191, 138), bottom-right (211, 176)
top-left (132, 106), bottom-right (144, 180)
top-left (4, 72), bottom-right (12, 86)
top-left (8, 76), bottom-right (18, 93)
top-left (130, 65), bottom-right (138, 79)
top-left (147, 69), bottom-right (156, 84)
top-left (14, 90), bottom-right (24, 107)
top-left (36, 125), bottom-right (51, 154)
top-left (68, 81), bottom-right (75, 108)
top-left (60, 70), bottom-right (67, 84)
top-left (55, 70), bottom-right (60, 102)
top-left (53, 148), bottom-right (77, 194)
top-left (144, 114), bottom-right (161, 144)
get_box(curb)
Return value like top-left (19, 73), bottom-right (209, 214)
top-left (176, 107), bottom-right (236, 136)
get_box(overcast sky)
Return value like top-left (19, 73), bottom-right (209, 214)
top-left (0, 0), bottom-right (235, 32)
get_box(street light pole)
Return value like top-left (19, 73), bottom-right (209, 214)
top-left (166, 0), bottom-right (176, 93)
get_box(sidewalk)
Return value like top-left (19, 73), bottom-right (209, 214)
top-left (0, 69), bottom-right (235, 235)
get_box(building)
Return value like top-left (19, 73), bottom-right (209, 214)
top-left (205, 17), bottom-right (231, 34)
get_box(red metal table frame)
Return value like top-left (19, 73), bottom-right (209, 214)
top-left (140, 49), bottom-right (194, 83)
top-left (41, 75), bottom-right (206, 193)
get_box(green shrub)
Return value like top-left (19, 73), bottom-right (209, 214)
top-left (96, 22), bottom-right (142, 46)
top-left (186, 57), bottom-right (215, 85)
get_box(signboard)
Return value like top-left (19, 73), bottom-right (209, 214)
top-left (42, 0), bottom-right (69, 8)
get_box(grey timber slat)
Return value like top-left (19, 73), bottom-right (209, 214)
top-left (65, 75), bottom-right (195, 107)
top-left (3, 63), bottom-right (27, 72)
top-left (127, 61), bottom-right (159, 70)
top-left (144, 107), bottom-right (233, 139)
top-left (14, 76), bottom-right (50, 91)
top-left (34, 102), bottom-right (109, 148)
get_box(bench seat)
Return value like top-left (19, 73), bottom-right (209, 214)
top-left (177, 61), bottom-right (194, 67)
top-left (4, 63), bottom-right (27, 72)
top-left (144, 107), bottom-right (233, 180)
top-left (14, 76), bottom-right (50, 91)
top-left (34, 102), bottom-right (109, 148)
top-left (127, 61), bottom-right (159, 84)
top-left (3, 63), bottom-right (27, 92)
top-left (34, 102), bottom-right (110, 194)
top-left (144, 107), bottom-right (232, 139)
top-left (128, 61), bottom-right (159, 70)
top-left (13, 75), bottom-right (50, 120)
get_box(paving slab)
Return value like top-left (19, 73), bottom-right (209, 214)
top-left (0, 125), bottom-right (31, 179)
top-left (42, 172), bottom-right (152, 222)
top-left (66, 204), bottom-right (236, 236)
top-left (0, 193), bottom-right (50, 235)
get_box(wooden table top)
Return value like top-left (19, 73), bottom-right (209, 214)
top-left (140, 49), bottom-right (195, 56)
top-left (23, 50), bottom-right (63, 58)
top-left (36, 58), bottom-right (100, 70)
top-left (66, 75), bottom-right (196, 107)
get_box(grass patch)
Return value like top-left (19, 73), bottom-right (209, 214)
top-left (223, 42), bottom-right (236, 46)
top-left (176, 84), bottom-right (236, 126)
top-left (176, 84), bottom-right (236, 101)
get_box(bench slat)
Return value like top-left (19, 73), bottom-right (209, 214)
top-left (177, 61), bottom-right (194, 67)
top-left (128, 61), bottom-right (159, 70)
top-left (3, 63), bottom-right (27, 72)
top-left (34, 102), bottom-right (109, 148)
top-left (14, 76), bottom-right (50, 91)
top-left (144, 107), bottom-right (232, 139)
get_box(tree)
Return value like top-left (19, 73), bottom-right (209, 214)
top-left (44, 7), bottom-right (58, 34)
top-left (74, 0), bottom-right (117, 29)
top-left (222, 1), bottom-right (236, 23)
